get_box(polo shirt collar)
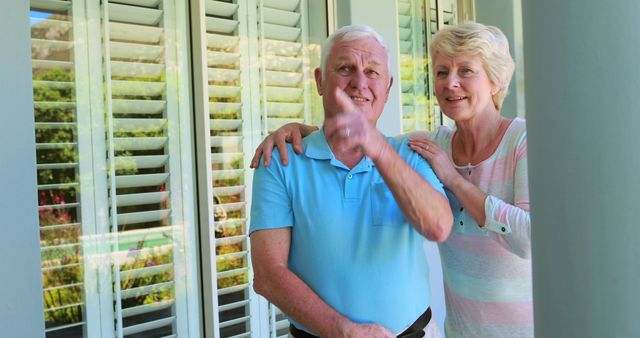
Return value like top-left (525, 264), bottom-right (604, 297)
top-left (304, 128), bottom-right (375, 172)
top-left (304, 128), bottom-right (333, 160)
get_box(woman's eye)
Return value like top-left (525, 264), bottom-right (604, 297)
top-left (461, 68), bottom-right (474, 75)
top-left (436, 70), bottom-right (448, 77)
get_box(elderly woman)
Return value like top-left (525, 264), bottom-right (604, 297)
top-left (252, 22), bottom-right (532, 338)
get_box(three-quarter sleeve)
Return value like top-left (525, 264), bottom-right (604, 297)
top-left (483, 133), bottom-right (530, 258)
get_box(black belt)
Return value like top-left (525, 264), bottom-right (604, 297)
top-left (289, 307), bottom-right (431, 338)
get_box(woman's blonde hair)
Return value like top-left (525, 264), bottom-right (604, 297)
top-left (430, 22), bottom-right (515, 111)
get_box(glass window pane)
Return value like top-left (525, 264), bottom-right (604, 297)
top-left (104, 1), bottom-right (196, 337)
top-left (30, 0), bottom-right (199, 337)
top-left (397, 0), bottom-right (459, 133)
top-left (204, 1), bottom-right (251, 336)
top-left (198, 0), bottom-right (325, 336)
top-left (30, 1), bottom-right (86, 336)
top-left (29, 0), bottom-right (327, 336)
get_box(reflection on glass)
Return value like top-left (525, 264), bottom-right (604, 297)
top-left (107, 1), bottom-right (183, 337)
top-left (31, 4), bottom-right (85, 336)
top-left (31, 0), bottom-right (195, 337)
top-left (206, 1), bottom-right (250, 336)
top-left (397, 0), bottom-right (433, 133)
top-left (30, 0), bottom-right (324, 336)
top-left (205, 0), bottom-right (321, 336)
top-left (396, 0), bottom-right (459, 132)
top-left (261, 6), bottom-right (307, 133)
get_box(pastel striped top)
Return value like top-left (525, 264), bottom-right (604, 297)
top-left (432, 118), bottom-right (532, 338)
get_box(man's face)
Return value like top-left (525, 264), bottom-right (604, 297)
top-left (315, 37), bottom-right (393, 125)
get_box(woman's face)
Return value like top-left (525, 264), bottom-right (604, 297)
top-left (433, 53), bottom-right (497, 121)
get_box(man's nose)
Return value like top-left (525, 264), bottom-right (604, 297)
top-left (349, 71), bottom-right (368, 89)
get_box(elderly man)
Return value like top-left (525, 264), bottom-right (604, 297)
top-left (250, 25), bottom-right (452, 338)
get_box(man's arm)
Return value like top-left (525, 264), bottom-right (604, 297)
top-left (372, 138), bottom-right (453, 242)
top-left (325, 89), bottom-right (453, 242)
top-left (250, 228), bottom-right (394, 338)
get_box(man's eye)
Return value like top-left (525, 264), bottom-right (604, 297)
top-left (338, 66), bottom-right (352, 74)
top-left (366, 69), bottom-right (380, 77)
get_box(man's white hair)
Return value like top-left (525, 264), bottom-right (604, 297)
top-left (320, 24), bottom-right (391, 76)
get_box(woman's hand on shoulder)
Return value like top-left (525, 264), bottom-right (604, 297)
top-left (408, 130), bottom-right (432, 142)
top-left (408, 138), bottom-right (459, 186)
top-left (250, 123), bottom-right (316, 168)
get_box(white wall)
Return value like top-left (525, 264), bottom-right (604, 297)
top-left (476, 0), bottom-right (525, 119)
top-left (0, 1), bottom-right (46, 336)
top-left (523, 0), bottom-right (640, 336)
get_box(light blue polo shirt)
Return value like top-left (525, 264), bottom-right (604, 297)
top-left (250, 130), bottom-right (446, 334)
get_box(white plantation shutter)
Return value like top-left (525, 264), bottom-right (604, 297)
top-left (428, 0), bottom-right (457, 126)
top-left (100, 0), bottom-right (195, 337)
top-left (257, 1), bottom-right (311, 336)
top-left (195, 0), bottom-right (320, 337)
top-left (258, 0), bottom-right (311, 133)
top-left (30, 0), bottom-right (199, 337)
top-left (30, 0), bottom-right (102, 336)
top-left (29, 0), bottom-right (324, 336)
top-left (397, 0), bottom-right (431, 133)
top-left (199, 0), bottom-right (257, 337)
top-left (269, 306), bottom-right (289, 338)
top-left (431, 0), bottom-right (457, 32)
top-left (397, 0), bottom-right (459, 132)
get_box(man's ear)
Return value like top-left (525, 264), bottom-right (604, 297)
top-left (314, 68), bottom-right (324, 96)
top-left (385, 76), bottom-right (394, 102)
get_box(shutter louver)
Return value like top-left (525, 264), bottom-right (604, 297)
top-left (30, 1), bottom-right (89, 336)
top-left (258, 0), bottom-right (309, 133)
top-left (397, 0), bottom-right (458, 132)
top-left (29, 0), bottom-right (325, 336)
top-left (201, 0), bottom-right (317, 336)
top-left (205, 1), bottom-right (254, 337)
top-left (431, 0), bottom-right (456, 31)
top-left (102, 0), bottom-right (190, 336)
top-left (397, 0), bottom-right (433, 133)
top-left (269, 306), bottom-right (289, 338)
top-left (258, 1), bottom-right (310, 335)
top-left (427, 0), bottom-right (457, 126)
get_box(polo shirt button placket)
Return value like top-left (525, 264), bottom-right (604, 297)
top-left (344, 172), bottom-right (357, 200)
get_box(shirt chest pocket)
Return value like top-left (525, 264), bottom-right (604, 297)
top-left (371, 182), bottom-right (407, 227)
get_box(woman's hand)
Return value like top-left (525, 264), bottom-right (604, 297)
top-left (250, 123), bottom-right (316, 168)
top-left (408, 138), bottom-right (460, 187)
